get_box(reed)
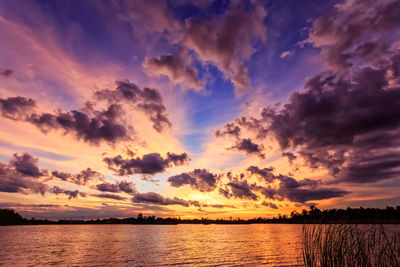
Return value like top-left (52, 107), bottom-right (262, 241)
top-left (302, 224), bottom-right (400, 267)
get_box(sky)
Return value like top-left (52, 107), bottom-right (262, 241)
top-left (0, 0), bottom-right (400, 220)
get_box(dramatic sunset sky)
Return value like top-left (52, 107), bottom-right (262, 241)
top-left (0, 0), bottom-right (399, 220)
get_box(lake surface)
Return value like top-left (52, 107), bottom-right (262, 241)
top-left (0, 224), bottom-right (303, 266)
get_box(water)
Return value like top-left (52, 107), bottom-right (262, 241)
top-left (0, 224), bottom-right (303, 266)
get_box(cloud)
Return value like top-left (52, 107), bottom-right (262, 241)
top-left (95, 80), bottom-right (171, 132)
top-left (225, 179), bottom-right (259, 200)
top-left (0, 68), bottom-right (13, 78)
top-left (0, 203), bottom-right (60, 209)
top-left (136, 103), bottom-right (171, 133)
top-left (261, 201), bottom-right (278, 209)
top-left (10, 153), bottom-right (43, 177)
top-left (0, 153), bottom-right (48, 195)
top-left (113, 0), bottom-right (179, 36)
top-left (0, 162), bottom-right (47, 195)
top-left (249, 166), bottom-right (349, 203)
top-left (247, 166), bottom-right (275, 182)
top-left (52, 168), bottom-right (103, 186)
top-left (282, 152), bottom-right (297, 164)
top-left (216, 117), bottom-right (268, 142)
top-left (306, 0), bottom-right (400, 70)
top-left (0, 153), bottom-right (106, 199)
top-left (271, 175), bottom-right (348, 203)
top-left (50, 186), bottom-right (86, 200)
top-left (96, 180), bottom-right (136, 194)
top-left (92, 193), bottom-right (127, 201)
top-left (0, 80), bottom-right (172, 146)
top-left (94, 80), bottom-right (142, 103)
top-left (217, 0), bottom-right (400, 185)
top-left (72, 168), bottom-right (103, 185)
top-left (280, 50), bottom-right (293, 59)
top-left (132, 192), bottom-right (189, 207)
top-left (229, 138), bottom-right (265, 159)
top-left (218, 166), bottom-right (348, 203)
top-left (0, 95), bottom-right (131, 145)
top-left (260, 56), bottom-right (400, 183)
top-left (51, 171), bottom-right (72, 181)
top-left (215, 122), bottom-right (241, 138)
top-left (202, 204), bottom-right (235, 209)
top-left (0, 96), bottom-right (36, 120)
top-left (180, 2), bottom-right (267, 95)
top-left (28, 104), bottom-right (129, 145)
top-left (143, 52), bottom-right (201, 91)
top-left (104, 152), bottom-right (189, 176)
top-left (120, 1), bottom-right (267, 94)
top-left (168, 169), bottom-right (221, 192)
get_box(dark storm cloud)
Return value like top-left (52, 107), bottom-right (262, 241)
top-left (73, 168), bottom-right (103, 185)
top-left (272, 175), bottom-right (348, 203)
top-left (51, 171), bottom-right (72, 181)
top-left (28, 103), bottom-right (128, 145)
top-left (132, 192), bottom-right (189, 207)
top-left (248, 166), bottom-right (349, 203)
top-left (143, 53), bottom-right (201, 91)
top-left (10, 153), bottom-right (43, 177)
top-left (216, 117), bottom-right (268, 144)
top-left (168, 169), bottom-right (221, 192)
top-left (51, 168), bottom-right (103, 185)
top-left (307, 0), bottom-right (400, 70)
top-left (92, 193), bottom-right (127, 201)
top-left (0, 96), bottom-right (36, 120)
top-left (96, 180), bottom-right (136, 194)
top-left (216, 0), bottom-right (400, 185)
top-left (229, 138), bottom-right (265, 159)
top-left (1, 80), bottom-right (172, 146)
top-left (215, 122), bottom-right (241, 138)
top-left (225, 180), bottom-right (258, 200)
top-left (50, 186), bottom-right (87, 199)
top-left (95, 80), bottom-right (164, 104)
top-left (218, 166), bottom-right (349, 203)
top-left (0, 68), bottom-right (13, 78)
top-left (215, 117), bottom-right (269, 156)
top-left (104, 152), bottom-right (189, 176)
top-left (124, 0), bottom-right (266, 94)
top-left (180, 2), bottom-right (267, 94)
top-left (260, 58), bottom-right (400, 183)
top-left (142, 87), bottom-right (163, 102)
top-left (188, 200), bottom-right (201, 207)
top-left (132, 191), bottom-right (230, 209)
top-left (95, 80), bottom-right (142, 103)
top-left (0, 95), bottom-right (130, 145)
top-left (247, 166), bottom-right (275, 183)
top-left (282, 152), bottom-right (297, 164)
top-left (261, 201), bottom-right (278, 209)
top-left (0, 153), bottom-right (48, 195)
top-left (0, 153), bottom-right (111, 199)
top-left (95, 80), bottom-right (171, 132)
top-left (136, 103), bottom-right (171, 132)
top-left (168, 173), bottom-right (195, 187)
top-left (0, 162), bottom-right (47, 195)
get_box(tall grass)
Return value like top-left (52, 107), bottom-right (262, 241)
top-left (302, 224), bottom-right (400, 266)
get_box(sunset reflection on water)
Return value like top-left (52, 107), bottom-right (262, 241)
top-left (0, 224), bottom-right (303, 266)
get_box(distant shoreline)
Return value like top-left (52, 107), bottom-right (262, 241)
top-left (2, 206), bottom-right (400, 226)
top-left (2, 222), bottom-right (400, 226)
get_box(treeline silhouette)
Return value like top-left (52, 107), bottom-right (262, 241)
top-left (1, 206), bottom-right (400, 226)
